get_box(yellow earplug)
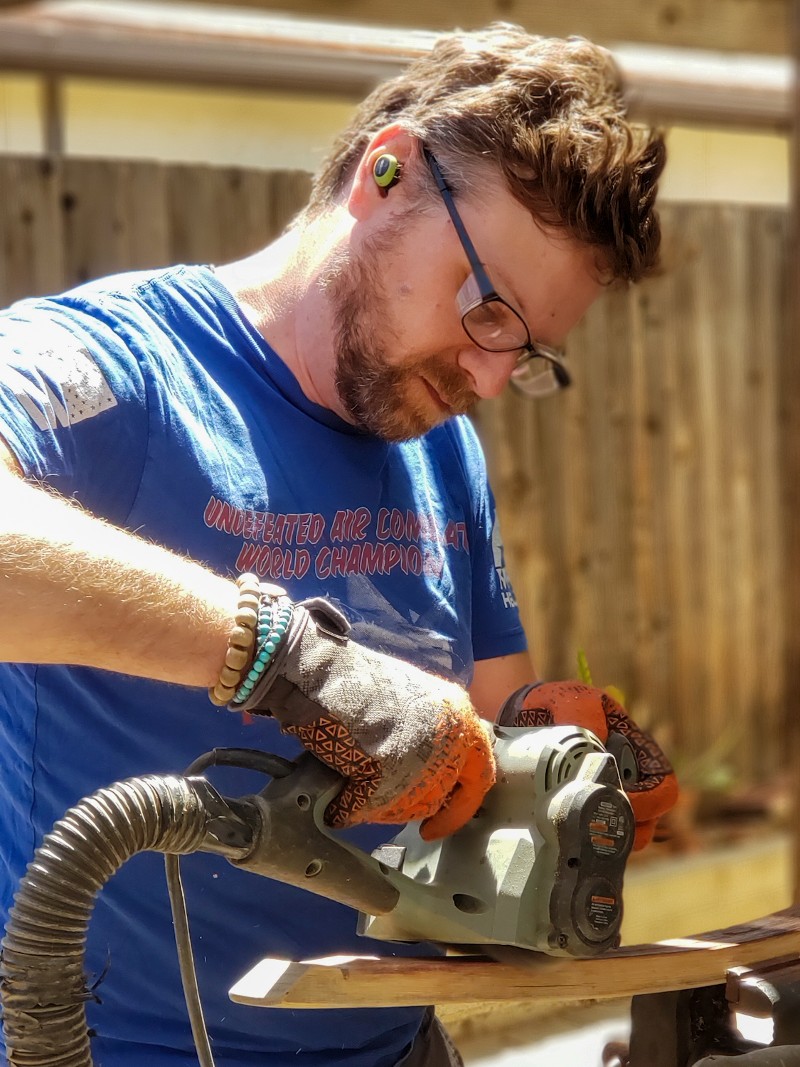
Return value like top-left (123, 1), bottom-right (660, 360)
top-left (373, 154), bottom-right (401, 192)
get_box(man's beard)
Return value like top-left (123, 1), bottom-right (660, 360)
top-left (328, 230), bottom-right (478, 442)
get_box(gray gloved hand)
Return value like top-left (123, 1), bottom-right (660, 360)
top-left (233, 588), bottom-right (496, 841)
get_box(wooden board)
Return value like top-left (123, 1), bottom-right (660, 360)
top-left (195, 0), bottom-right (792, 58)
top-left (229, 907), bottom-right (800, 1010)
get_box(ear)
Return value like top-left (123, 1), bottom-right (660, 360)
top-left (347, 125), bottom-right (420, 221)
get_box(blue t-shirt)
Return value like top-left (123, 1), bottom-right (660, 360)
top-left (0, 266), bottom-right (526, 1067)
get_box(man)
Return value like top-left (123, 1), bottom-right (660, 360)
top-left (0, 23), bottom-right (672, 1067)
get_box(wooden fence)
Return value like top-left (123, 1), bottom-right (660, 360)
top-left (0, 156), bottom-right (312, 299)
top-left (476, 205), bottom-right (790, 789)
top-left (0, 156), bottom-right (792, 790)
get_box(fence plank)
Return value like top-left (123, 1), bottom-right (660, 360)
top-left (167, 162), bottom-right (226, 266)
top-left (60, 159), bottom-right (176, 287)
top-left (748, 209), bottom-right (787, 781)
top-left (0, 157), bottom-right (64, 306)
top-left (268, 170), bottom-right (312, 237)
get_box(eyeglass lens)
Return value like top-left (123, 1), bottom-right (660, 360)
top-left (457, 275), bottom-right (529, 353)
top-left (511, 360), bottom-right (564, 397)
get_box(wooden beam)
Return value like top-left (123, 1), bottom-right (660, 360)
top-left (615, 44), bottom-right (792, 130)
top-left (0, 1), bottom-right (792, 130)
top-left (40, 76), bottom-right (63, 158)
top-left (0, 1), bottom-right (437, 98)
top-left (164, 0), bottom-right (792, 58)
top-left (229, 907), bottom-right (800, 1009)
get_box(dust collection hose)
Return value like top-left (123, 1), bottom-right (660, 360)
top-left (0, 761), bottom-right (265, 1067)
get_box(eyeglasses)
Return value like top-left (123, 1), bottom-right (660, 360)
top-left (422, 146), bottom-right (571, 399)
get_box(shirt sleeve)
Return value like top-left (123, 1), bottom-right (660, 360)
top-left (447, 416), bottom-right (528, 662)
top-left (0, 297), bottom-right (150, 525)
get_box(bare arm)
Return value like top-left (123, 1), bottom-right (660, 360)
top-left (0, 431), bottom-right (535, 702)
top-left (0, 436), bottom-right (236, 687)
top-left (469, 649), bottom-right (536, 721)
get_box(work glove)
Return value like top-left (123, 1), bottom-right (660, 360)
top-left (498, 680), bottom-right (678, 850)
top-left (234, 589), bottom-right (496, 841)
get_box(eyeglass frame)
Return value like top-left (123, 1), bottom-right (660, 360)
top-left (421, 145), bottom-right (571, 396)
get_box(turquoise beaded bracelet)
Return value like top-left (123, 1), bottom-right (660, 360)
top-left (230, 594), bottom-right (293, 707)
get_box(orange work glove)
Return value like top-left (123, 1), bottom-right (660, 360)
top-left (498, 680), bottom-right (678, 850)
top-left (234, 590), bottom-right (495, 841)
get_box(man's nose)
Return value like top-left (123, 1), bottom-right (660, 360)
top-left (457, 347), bottom-right (517, 399)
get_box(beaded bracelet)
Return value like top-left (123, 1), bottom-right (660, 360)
top-left (208, 573), bottom-right (262, 707)
top-left (230, 593), bottom-right (293, 707)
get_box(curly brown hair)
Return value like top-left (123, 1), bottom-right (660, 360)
top-left (310, 24), bottom-right (665, 283)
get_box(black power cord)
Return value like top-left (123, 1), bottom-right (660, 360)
top-left (166, 748), bottom-right (296, 1067)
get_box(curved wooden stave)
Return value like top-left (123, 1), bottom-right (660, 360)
top-left (228, 906), bottom-right (800, 1010)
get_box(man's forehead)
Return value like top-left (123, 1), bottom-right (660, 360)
top-left (460, 185), bottom-right (590, 271)
top-left (457, 189), bottom-right (602, 338)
